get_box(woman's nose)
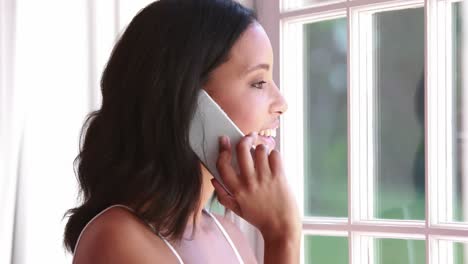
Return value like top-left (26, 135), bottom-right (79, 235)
top-left (271, 82), bottom-right (288, 115)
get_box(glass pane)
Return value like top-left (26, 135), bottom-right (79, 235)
top-left (208, 195), bottom-right (225, 215)
top-left (454, 242), bottom-right (468, 264)
top-left (375, 238), bottom-right (425, 264)
top-left (304, 235), bottom-right (348, 263)
top-left (303, 19), bottom-right (348, 217)
top-left (373, 8), bottom-right (425, 220)
top-left (452, 2), bottom-right (467, 223)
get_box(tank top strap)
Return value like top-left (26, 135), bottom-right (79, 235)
top-left (73, 204), bottom-right (135, 254)
top-left (156, 234), bottom-right (185, 264)
top-left (202, 209), bottom-right (245, 264)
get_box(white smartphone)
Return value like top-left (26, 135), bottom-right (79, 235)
top-left (189, 89), bottom-right (245, 196)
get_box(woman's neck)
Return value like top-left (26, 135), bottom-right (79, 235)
top-left (134, 163), bottom-right (216, 234)
top-left (190, 163), bottom-right (216, 223)
top-left (179, 163), bottom-right (216, 238)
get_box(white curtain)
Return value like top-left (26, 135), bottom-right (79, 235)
top-left (0, 0), bottom-right (260, 263)
top-left (0, 0), bottom-right (130, 262)
top-left (0, 0), bottom-right (21, 263)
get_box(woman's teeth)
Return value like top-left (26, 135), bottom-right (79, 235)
top-left (258, 129), bottom-right (276, 137)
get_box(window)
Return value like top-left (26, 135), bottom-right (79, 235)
top-left (256, 0), bottom-right (467, 263)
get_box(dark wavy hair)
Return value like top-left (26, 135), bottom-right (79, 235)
top-left (63, 0), bottom-right (256, 253)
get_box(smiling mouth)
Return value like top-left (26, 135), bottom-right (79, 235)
top-left (258, 128), bottom-right (277, 137)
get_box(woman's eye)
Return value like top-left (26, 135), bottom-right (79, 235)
top-left (251, 81), bottom-right (267, 89)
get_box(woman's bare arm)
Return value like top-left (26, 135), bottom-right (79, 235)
top-left (263, 233), bottom-right (301, 264)
top-left (73, 207), bottom-right (179, 264)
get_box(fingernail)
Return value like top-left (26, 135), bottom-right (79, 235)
top-left (211, 178), bottom-right (218, 186)
top-left (219, 136), bottom-right (225, 145)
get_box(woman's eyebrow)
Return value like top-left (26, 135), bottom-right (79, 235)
top-left (243, 63), bottom-right (270, 75)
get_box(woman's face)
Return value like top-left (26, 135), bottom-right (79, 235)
top-left (204, 22), bottom-right (288, 150)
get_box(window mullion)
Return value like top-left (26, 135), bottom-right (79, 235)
top-left (280, 18), bottom-right (306, 264)
top-left (426, 0), bottom-right (440, 227)
top-left (349, 4), bottom-right (369, 264)
top-left (365, 11), bottom-right (376, 222)
top-left (426, 0), bottom-right (453, 227)
top-left (349, 5), bottom-right (357, 262)
top-left (349, 6), bottom-right (367, 225)
top-left (444, 0), bottom-right (455, 223)
top-left (426, 0), bottom-right (459, 261)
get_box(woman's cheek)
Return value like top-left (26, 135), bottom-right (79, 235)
top-left (236, 111), bottom-right (261, 134)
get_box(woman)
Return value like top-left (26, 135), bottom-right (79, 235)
top-left (64, 0), bottom-right (301, 263)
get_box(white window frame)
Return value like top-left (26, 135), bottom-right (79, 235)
top-left (255, 0), bottom-right (468, 263)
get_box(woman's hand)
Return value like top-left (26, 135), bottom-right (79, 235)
top-left (212, 132), bottom-right (301, 243)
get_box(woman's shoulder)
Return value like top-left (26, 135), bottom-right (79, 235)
top-left (211, 212), bottom-right (258, 264)
top-left (73, 205), bottom-right (179, 264)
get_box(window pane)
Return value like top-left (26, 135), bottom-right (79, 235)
top-left (374, 238), bottom-right (425, 264)
top-left (304, 235), bottom-right (348, 263)
top-left (303, 19), bottom-right (348, 217)
top-left (208, 195), bottom-right (225, 215)
top-left (454, 242), bottom-right (468, 264)
top-left (452, 1), bottom-right (467, 223)
top-left (373, 8), bottom-right (425, 220)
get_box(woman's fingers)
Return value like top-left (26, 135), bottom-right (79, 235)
top-left (216, 136), bottom-right (241, 192)
top-left (215, 133), bottom-right (301, 238)
top-left (236, 132), bottom-right (256, 180)
top-left (218, 133), bottom-right (273, 190)
top-left (268, 149), bottom-right (283, 177)
top-left (254, 144), bottom-right (271, 181)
